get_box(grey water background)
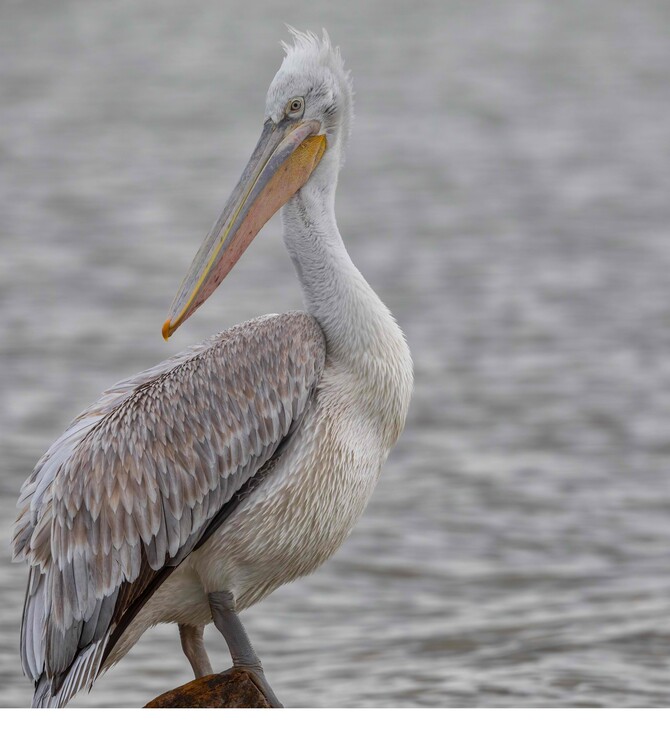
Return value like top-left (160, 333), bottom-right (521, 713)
top-left (1, 0), bottom-right (670, 708)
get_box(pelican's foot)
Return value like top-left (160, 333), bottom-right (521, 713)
top-left (221, 666), bottom-right (283, 708)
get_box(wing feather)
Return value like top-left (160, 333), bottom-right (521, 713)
top-left (13, 312), bottom-right (325, 706)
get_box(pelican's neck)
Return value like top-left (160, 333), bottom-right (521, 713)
top-left (282, 182), bottom-right (413, 445)
top-left (282, 186), bottom-right (379, 358)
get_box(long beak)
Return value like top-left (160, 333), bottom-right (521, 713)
top-left (162, 118), bottom-right (327, 339)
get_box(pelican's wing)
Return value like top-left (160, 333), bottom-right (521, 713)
top-left (12, 311), bottom-right (325, 707)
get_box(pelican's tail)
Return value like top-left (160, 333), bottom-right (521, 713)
top-left (32, 675), bottom-right (57, 708)
top-left (31, 640), bottom-right (106, 708)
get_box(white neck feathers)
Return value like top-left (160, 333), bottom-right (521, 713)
top-left (282, 183), bottom-right (413, 447)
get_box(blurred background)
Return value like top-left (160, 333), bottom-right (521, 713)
top-left (2, 0), bottom-right (670, 708)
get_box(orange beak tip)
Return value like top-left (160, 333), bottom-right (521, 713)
top-left (161, 319), bottom-right (172, 341)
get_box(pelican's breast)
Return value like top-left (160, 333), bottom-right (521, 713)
top-left (186, 365), bottom-right (385, 610)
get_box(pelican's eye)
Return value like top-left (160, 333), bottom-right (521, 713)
top-left (286, 97), bottom-right (305, 117)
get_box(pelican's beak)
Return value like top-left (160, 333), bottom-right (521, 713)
top-left (162, 118), bottom-right (326, 339)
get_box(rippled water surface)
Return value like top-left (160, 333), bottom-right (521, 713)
top-left (2, 0), bottom-right (670, 708)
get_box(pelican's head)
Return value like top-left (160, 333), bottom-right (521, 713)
top-left (163, 29), bottom-right (353, 339)
top-left (267, 28), bottom-right (353, 184)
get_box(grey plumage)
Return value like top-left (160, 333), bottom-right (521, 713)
top-left (13, 312), bottom-right (325, 706)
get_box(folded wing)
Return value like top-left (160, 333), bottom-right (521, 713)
top-left (12, 312), bottom-right (325, 707)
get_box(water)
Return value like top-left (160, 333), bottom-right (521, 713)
top-left (2, 0), bottom-right (670, 707)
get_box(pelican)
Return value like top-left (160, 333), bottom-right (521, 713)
top-left (12, 29), bottom-right (413, 708)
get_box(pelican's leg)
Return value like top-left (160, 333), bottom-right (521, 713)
top-left (208, 590), bottom-right (283, 708)
top-left (178, 623), bottom-right (213, 678)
